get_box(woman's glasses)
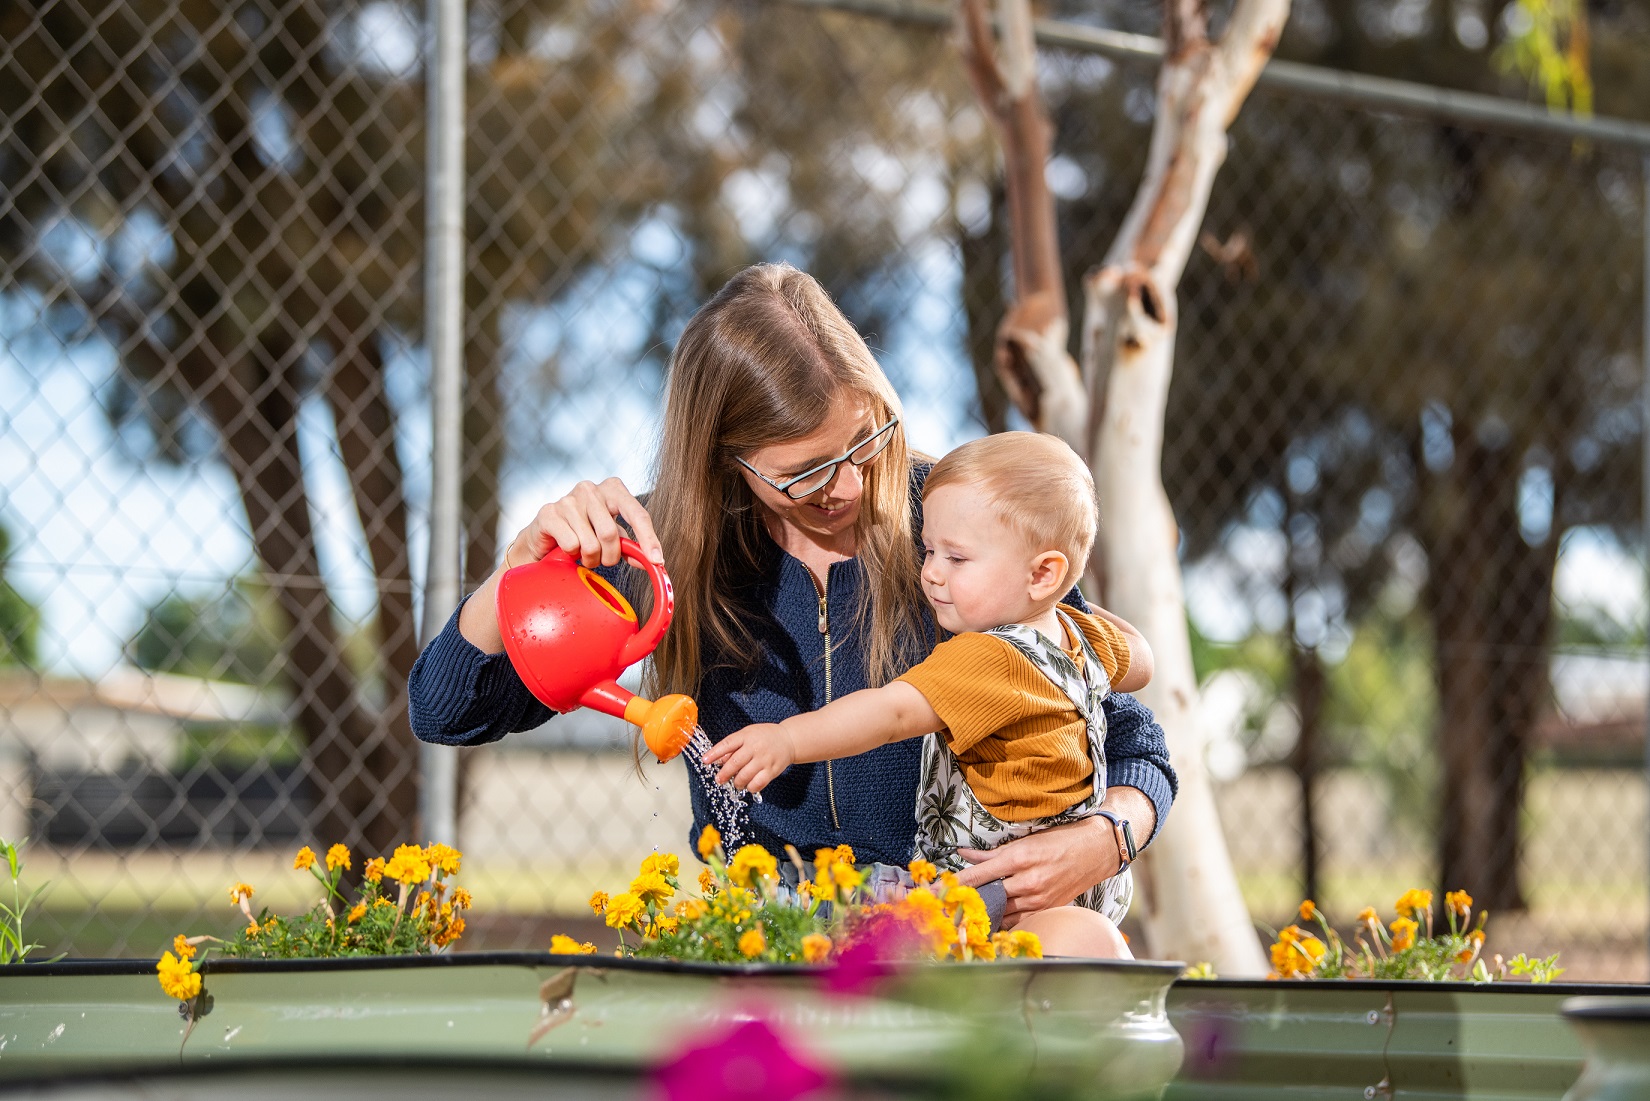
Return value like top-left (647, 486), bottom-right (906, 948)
top-left (737, 416), bottom-right (901, 501)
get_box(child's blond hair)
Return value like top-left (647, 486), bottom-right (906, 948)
top-left (923, 432), bottom-right (1097, 573)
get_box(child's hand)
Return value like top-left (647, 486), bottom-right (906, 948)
top-left (702, 724), bottom-right (795, 793)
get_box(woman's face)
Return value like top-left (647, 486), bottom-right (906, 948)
top-left (735, 396), bottom-right (881, 544)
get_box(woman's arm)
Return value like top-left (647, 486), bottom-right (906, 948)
top-left (703, 681), bottom-right (942, 792)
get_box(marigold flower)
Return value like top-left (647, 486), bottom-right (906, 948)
top-left (347, 902), bottom-right (367, 923)
top-left (802, 933), bottom-right (833, 964)
top-left (698, 869), bottom-right (717, 894)
top-left (630, 871), bottom-right (674, 904)
top-left (727, 845), bottom-right (778, 888)
top-left (814, 847), bottom-right (839, 870)
top-left (676, 898), bottom-right (707, 920)
top-left (384, 844), bottom-right (433, 885)
top-left (834, 844), bottom-right (855, 865)
top-left (550, 934), bottom-right (598, 955)
top-left (373, 897), bottom-right (396, 909)
top-left (325, 844), bottom-right (351, 872)
top-left (1390, 916), bottom-right (1419, 951)
top-left (605, 891), bottom-right (646, 930)
top-left (1268, 929), bottom-right (1326, 978)
top-left (653, 915), bottom-right (681, 936)
top-left (1394, 889), bottom-right (1433, 919)
top-left (451, 887), bottom-right (473, 910)
top-left (363, 857), bottom-right (386, 883)
top-left (696, 825), bottom-right (722, 860)
top-left (1298, 899), bottom-right (1317, 922)
top-left (229, 883), bottom-right (255, 905)
top-left (739, 926), bottom-right (766, 958)
top-left (425, 842), bottom-right (462, 875)
top-left (172, 934), bottom-right (196, 961)
top-left (293, 846), bottom-right (317, 871)
top-left (1357, 907), bottom-right (1379, 925)
top-left (589, 890), bottom-right (610, 915)
top-left (433, 916), bottom-right (465, 948)
top-left (245, 922), bottom-right (260, 937)
top-left (992, 929), bottom-right (1044, 959)
top-left (907, 859), bottom-right (937, 886)
top-left (1469, 929), bottom-right (1485, 948)
top-left (830, 862), bottom-right (863, 892)
top-left (640, 852), bottom-right (680, 878)
top-left (156, 952), bottom-right (201, 1001)
top-left (1445, 890), bottom-right (1473, 919)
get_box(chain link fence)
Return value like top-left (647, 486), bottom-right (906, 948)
top-left (1, 0), bottom-right (1646, 975)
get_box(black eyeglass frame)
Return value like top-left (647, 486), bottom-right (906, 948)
top-left (734, 416), bottom-right (901, 501)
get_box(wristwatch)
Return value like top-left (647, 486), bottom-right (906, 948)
top-left (1094, 809), bottom-right (1138, 873)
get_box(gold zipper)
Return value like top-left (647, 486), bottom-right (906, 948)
top-left (810, 569), bottom-right (841, 831)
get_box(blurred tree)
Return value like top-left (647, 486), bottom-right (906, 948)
top-left (0, 523), bottom-right (40, 669)
top-left (127, 580), bottom-right (283, 687)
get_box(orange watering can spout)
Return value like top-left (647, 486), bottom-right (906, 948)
top-left (623, 694), bottom-right (698, 763)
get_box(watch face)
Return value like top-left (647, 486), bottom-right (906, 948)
top-left (1120, 820), bottom-right (1138, 861)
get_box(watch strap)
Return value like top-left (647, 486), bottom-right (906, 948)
top-left (1093, 809), bottom-right (1137, 871)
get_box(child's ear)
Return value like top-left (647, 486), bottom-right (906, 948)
top-left (1028, 551), bottom-right (1070, 600)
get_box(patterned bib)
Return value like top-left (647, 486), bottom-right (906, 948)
top-left (913, 608), bottom-right (1133, 924)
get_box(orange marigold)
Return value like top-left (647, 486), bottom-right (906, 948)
top-left (696, 825), bottom-right (722, 860)
top-left (1394, 889), bottom-right (1433, 919)
top-left (363, 857), bottom-right (386, 883)
top-left (1390, 916), bottom-right (1419, 951)
top-left (292, 846), bottom-right (317, 871)
top-left (802, 933), bottom-right (833, 964)
top-left (1298, 899), bottom-right (1317, 922)
top-left (738, 926), bottom-right (766, 958)
top-left (325, 844), bottom-right (351, 871)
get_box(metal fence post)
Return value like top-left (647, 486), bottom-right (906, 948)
top-left (418, 0), bottom-right (465, 849)
top-left (1643, 153), bottom-right (1650, 963)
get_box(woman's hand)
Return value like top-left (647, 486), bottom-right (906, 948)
top-left (457, 477), bottom-right (661, 653)
top-left (955, 785), bottom-right (1155, 928)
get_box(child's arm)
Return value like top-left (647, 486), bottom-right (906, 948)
top-left (702, 680), bottom-right (942, 793)
top-left (1088, 606), bottom-right (1154, 693)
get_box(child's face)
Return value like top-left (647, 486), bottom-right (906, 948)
top-left (920, 482), bottom-right (1065, 634)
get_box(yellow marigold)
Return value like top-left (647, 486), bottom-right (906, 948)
top-left (653, 915), bottom-right (681, 936)
top-left (802, 933), bottom-right (833, 964)
top-left (992, 929), bottom-right (1044, 959)
top-left (630, 871), bottom-right (674, 904)
top-left (1278, 924), bottom-right (1302, 944)
top-left (293, 846), bottom-right (317, 871)
top-left (1357, 907), bottom-right (1379, 925)
top-left (425, 842), bottom-right (462, 875)
top-left (1390, 916), bottom-right (1419, 951)
top-left (171, 934), bottom-right (196, 961)
top-left (738, 926), bottom-right (766, 958)
top-left (833, 844), bottom-right (855, 865)
top-left (550, 934), bottom-right (598, 955)
top-left (696, 825), bottom-right (722, 860)
top-left (264, 917), bottom-right (278, 931)
top-left (348, 902), bottom-right (367, 923)
top-left (363, 857), bottom-right (386, 883)
top-left (325, 844), bottom-right (351, 871)
top-left (245, 921), bottom-right (260, 937)
top-left (675, 898), bottom-right (707, 920)
top-left (589, 890), bottom-right (610, 915)
top-left (908, 859), bottom-right (937, 886)
top-left (156, 951), bottom-right (201, 1001)
top-left (605, 891), bottom-right (646, 930)
top-left (383, 843), bottom-right (432, 886)
top-left (1394, 889), bottom-right (1433, 919)
top-left (1269, 931), bottom-right (1325, 978)
top-left (433, 916), bottom-right (465, 947)
top-left (698, 869), bottom-right (717, 894)
top-left (830, 862), bottom-right (863, 892)
top-left (1298, 899), bottom-right (1317, 922)
top-left (899, 887), bottom-right (956, 957)
top-left (1445, 890), bottom-right (1473, 919)
top-left (726, 845), bottom-right (778, 888)
top-left (451, 887), bottom-right (473, 910)
top-left (814, 847), bottom-right (839, 869)
top-left (373, 897), bottom-right (396, 909)
top-left (943, 884), bottom-right (992, 956)
top-left (229, 882), bottom-right (255, 905)
top-left (796, 879), bottom-right (814, 900)
top-left (939, 870), bottom-right (960, 891)
top-left (640, 852), bottom-right (680, 878)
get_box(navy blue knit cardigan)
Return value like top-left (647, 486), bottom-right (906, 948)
top-left (408, 482), bottom-right (1178, 866)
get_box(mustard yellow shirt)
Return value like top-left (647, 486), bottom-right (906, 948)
top-left (896, 609), bottom-right (1130, 821)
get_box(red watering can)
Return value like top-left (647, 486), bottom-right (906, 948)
top-left (496, 538), bottom-right (697, 762)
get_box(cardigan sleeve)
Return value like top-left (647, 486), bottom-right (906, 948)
top-left (407, 598), bottom-right (555, 746)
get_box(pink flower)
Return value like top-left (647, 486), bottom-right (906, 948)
top-left (654, 1018), bottom-right (830, 1101)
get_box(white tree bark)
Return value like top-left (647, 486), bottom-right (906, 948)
top-left (1081, 0), bottom-right (1291, 975)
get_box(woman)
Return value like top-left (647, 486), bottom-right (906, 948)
top-left (408, 263), bottom-right (1176, 929)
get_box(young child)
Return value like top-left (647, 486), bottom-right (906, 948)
top-left (704, 432), bottom-right (1152, 958)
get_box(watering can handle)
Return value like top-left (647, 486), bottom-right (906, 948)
top-left (616, 538), bottom-right (674, 669)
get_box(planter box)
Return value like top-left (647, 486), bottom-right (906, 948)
top-left (1166, 979), bottom-right (1650, 1101)
top-left (0, 952), bottom-right (1184, 1099)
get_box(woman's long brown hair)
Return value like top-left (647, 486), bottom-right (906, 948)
top-left (637, 263), bottom-right (929, 700)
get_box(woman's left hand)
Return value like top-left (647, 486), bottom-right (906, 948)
top-left (955, 784), bottom-right (1155, 928)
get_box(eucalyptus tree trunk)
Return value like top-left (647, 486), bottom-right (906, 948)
top-left (1081, 0), bottom-right (1288, 975)
top-left (960, 0), bottom-right (1286, 973)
